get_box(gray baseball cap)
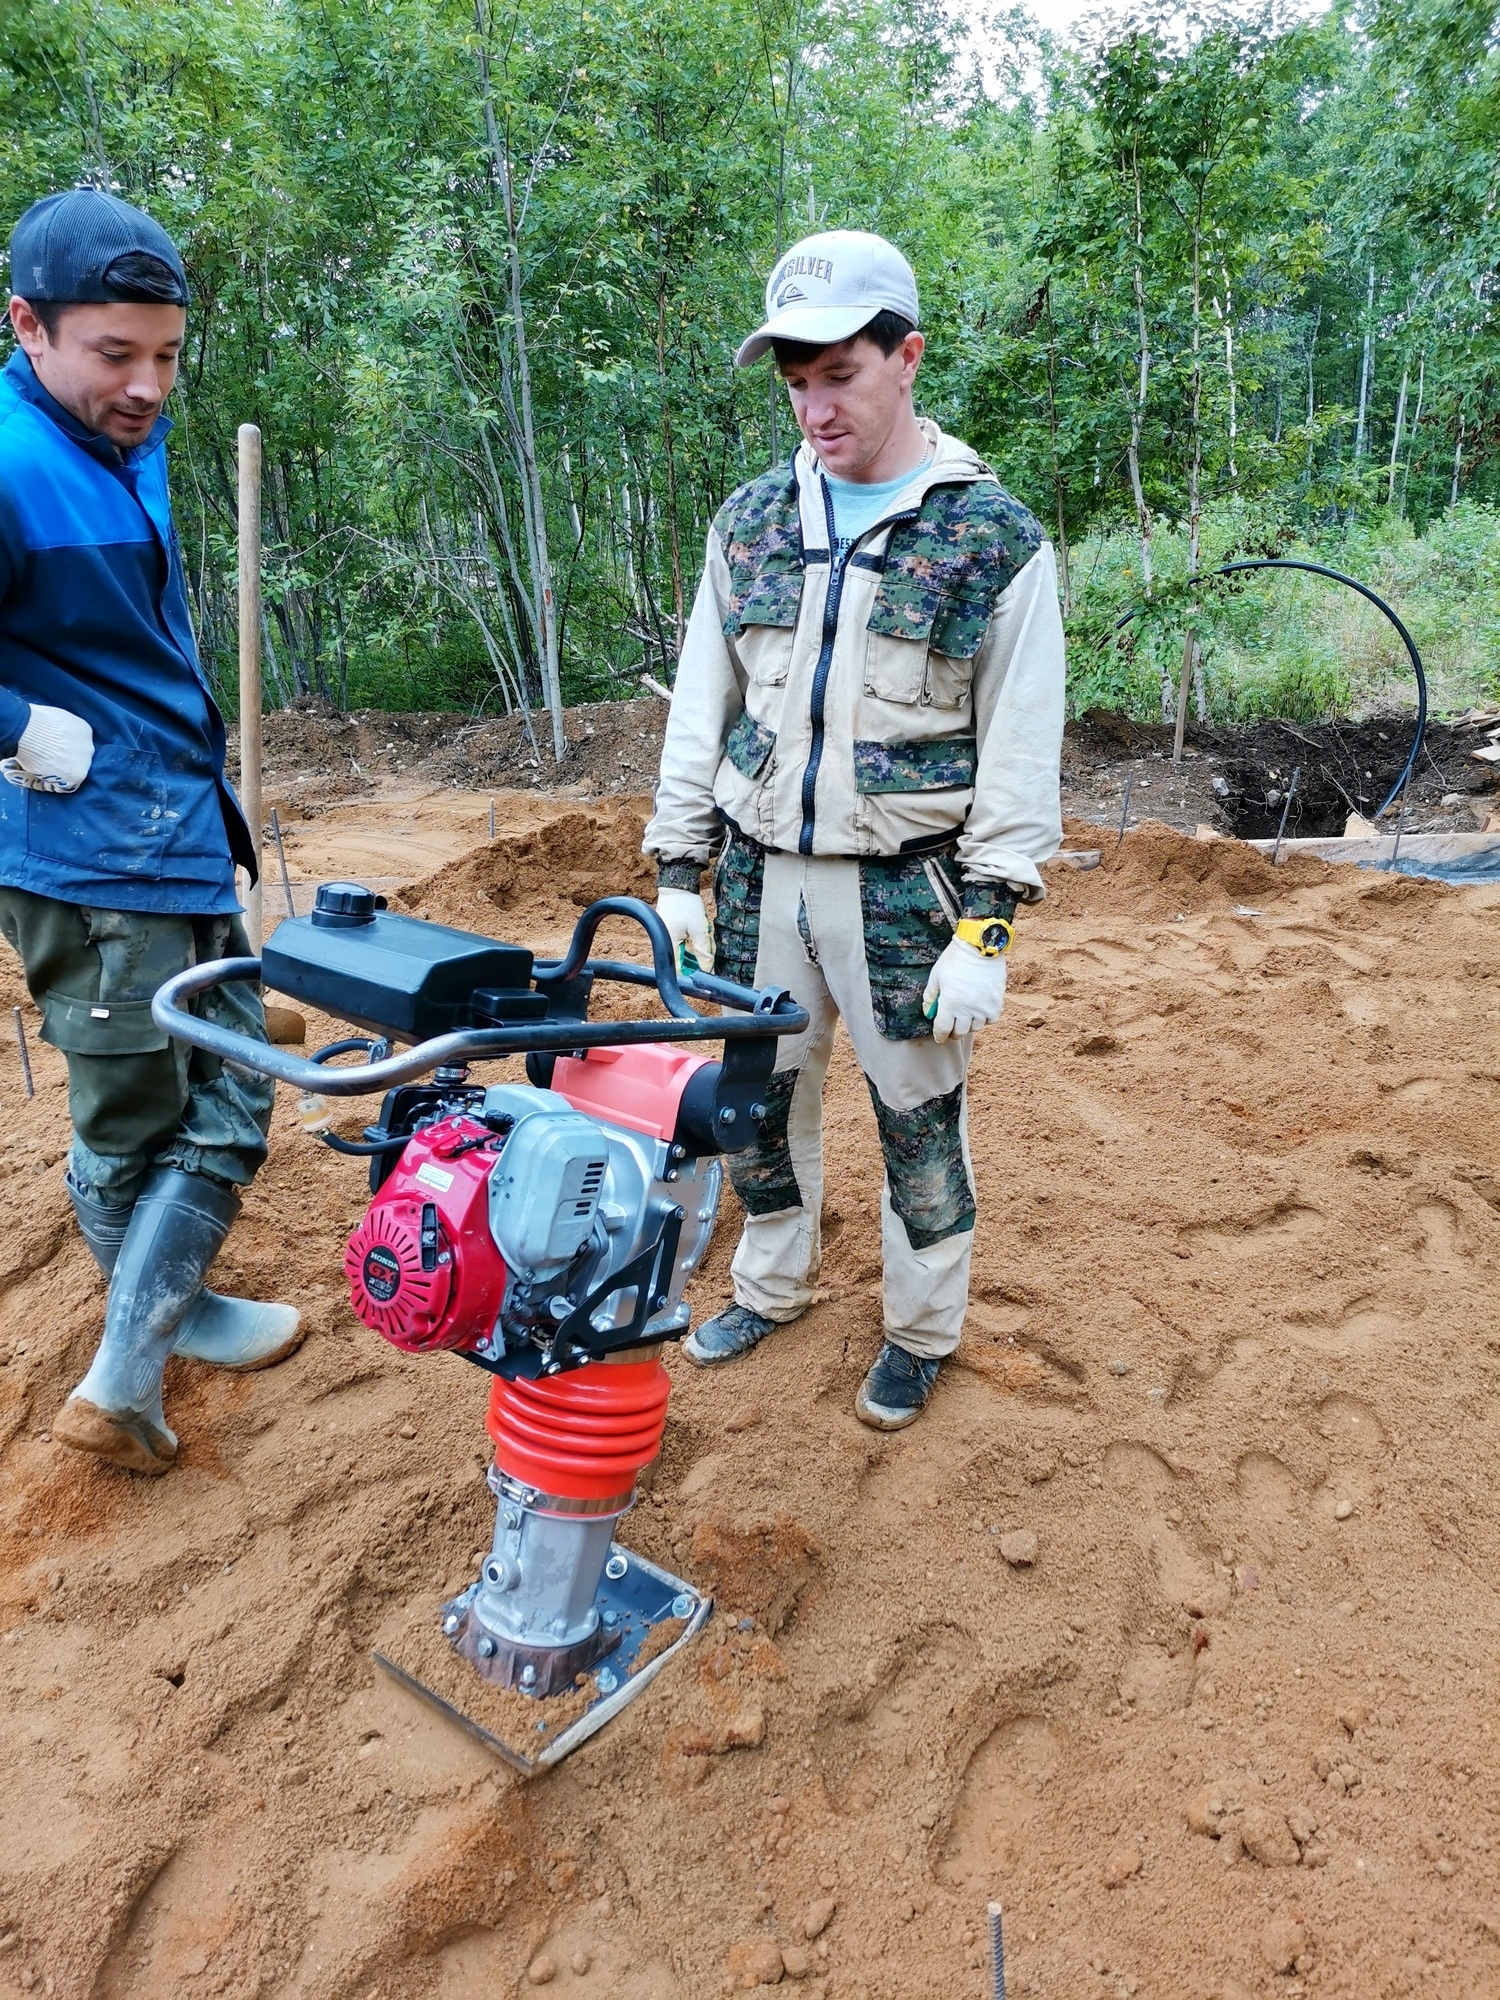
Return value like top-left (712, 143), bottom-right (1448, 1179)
top-left (735, 229), bottom-right (919, 367)
top-left (8, 188), bottom-right (187, 305)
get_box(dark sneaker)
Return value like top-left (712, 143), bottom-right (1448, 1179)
top-left (855, 1341), bottom-right (941, 1430)
top-left (682, 1303), bottom-right (780, 1368)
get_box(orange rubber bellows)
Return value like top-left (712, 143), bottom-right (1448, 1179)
top-left (486, 1360), bottom-right (671, 1504)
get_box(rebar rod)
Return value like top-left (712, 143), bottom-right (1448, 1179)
top-left (270, 807), bottom-right (295, 919)
top-left (1272, 765), bottom-right (1301, 864)
top-left (12, 1005), bottom-right (33, 1099)
top-left (987, 1901), bottom-right (1006, 1999)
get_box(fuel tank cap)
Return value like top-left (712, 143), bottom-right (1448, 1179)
top-left (311, 881), bottom-right (387, 928)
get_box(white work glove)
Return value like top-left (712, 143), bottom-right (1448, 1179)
top-left (1, 704), bottom-right (95, 794)
top-left (922, 937), bottom-right (1007, 1043)
top-left (656, 886), bottom-right (714, 974)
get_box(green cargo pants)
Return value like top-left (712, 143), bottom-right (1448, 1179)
top-left (0, 887), bottom-right (274, 1208)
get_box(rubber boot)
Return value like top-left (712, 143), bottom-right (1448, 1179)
top-left (65, 1173), bottom-right (133, 1273)
top-left (55, 1169), bottom-right (240, 1474)
top-left (66, 1173), bottom-right (303, 1373)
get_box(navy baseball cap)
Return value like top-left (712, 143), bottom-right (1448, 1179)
top-left (8, 188), bottom-right (187, 305)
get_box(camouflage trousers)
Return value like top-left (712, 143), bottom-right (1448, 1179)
top-left (713, 839), bottom-right (975, 1360)
top-left (0, 886), bottom-right (274, 1208)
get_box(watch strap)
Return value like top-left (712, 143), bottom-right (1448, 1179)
top-left (955, 916), bottom-right (1012, 956)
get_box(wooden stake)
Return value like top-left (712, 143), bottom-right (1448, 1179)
top-left (238, 423), bottom-right (264, 954)
top-left (1173, 627), bottom-right (1196, 764)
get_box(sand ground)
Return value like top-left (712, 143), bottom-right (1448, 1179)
top-left (0, 788), bottom-right (1497, 2000)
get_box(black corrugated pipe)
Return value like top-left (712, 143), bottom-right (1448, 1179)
top-left (1112, 557), bottom-right (1428, 820)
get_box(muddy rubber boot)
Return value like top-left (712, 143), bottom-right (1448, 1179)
top-left (54, 1168), bottom-right (240, 1475)
top-left (66, 1172), bottom-right (303, 1372)
top-left (171, 1290), bottom-right (303, 1372)
top-left (65, 1173), bottom-right (133, 1275)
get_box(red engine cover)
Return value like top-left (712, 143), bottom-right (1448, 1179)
top-left (344, 1117), bottom-right (508, 1352)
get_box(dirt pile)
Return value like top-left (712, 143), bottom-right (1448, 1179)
top-left (398, 798), bottom-right (657, 929)
top-left (1, 800), bottom-right (1499, 1999)
top-left (240, 699), bottom-right (670, 812)
top-left (238, 697), bottom-right (1500, 846)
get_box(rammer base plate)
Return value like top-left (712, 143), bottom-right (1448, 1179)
top-left (373, 1542), bottom-right (711, 1776)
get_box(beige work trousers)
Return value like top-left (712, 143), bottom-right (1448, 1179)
top-left (723, 848), bottom-right (975, 1359)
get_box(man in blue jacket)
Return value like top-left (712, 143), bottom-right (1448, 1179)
top-left (0, 189), bottom-right (300, 1476)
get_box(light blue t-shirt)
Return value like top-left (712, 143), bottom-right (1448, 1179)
top-left (823, 455), bottom-right (931, 567)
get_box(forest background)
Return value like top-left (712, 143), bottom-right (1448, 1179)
top-left (2, 0), bottom-right (1498, 751)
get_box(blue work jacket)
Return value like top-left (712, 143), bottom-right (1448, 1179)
top-left (0, 348), bottom-right (253, 914)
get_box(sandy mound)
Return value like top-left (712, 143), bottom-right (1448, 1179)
top-left (398, 797), bottom-right (657, 929)
top-left (1, 802), bottom-right (1498, 2000)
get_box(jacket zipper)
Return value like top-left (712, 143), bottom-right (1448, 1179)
top-left (796, 478), bottom-right (926, 856)
top-left (797, 478), bottom-right (844, 855)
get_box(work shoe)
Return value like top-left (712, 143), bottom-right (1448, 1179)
top-left (67, 1172), bottom-right (303, 1372)
top-left (855, 1341), bottom-right (941, 1430)
top-left (56, 1168), bottom-right (240, 1475)
top-left (682, 1303), bottom-right (781, 1368)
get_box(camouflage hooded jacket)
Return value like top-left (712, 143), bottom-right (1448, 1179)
top-left (643, 419), bottom-right (1066, 899)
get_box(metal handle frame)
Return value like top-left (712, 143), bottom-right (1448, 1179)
top-left (151, 895), bottom-right (808, 1099)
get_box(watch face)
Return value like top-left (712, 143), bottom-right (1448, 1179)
top-left (981, 921), bottom-right (1009, 953)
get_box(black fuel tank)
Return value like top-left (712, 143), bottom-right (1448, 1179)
top-left (261, 882), bottom-right (545, 1041)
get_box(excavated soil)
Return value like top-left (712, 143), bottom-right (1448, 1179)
top-left (2, 793), bottom-right (1499, 2000)
top-left (240, 700), bottom-right (1500, 843)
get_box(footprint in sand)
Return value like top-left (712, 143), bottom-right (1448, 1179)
top-left (1234, 1449), bottom-right (1306, 1561)
top-left (1266, 924), bottom-right (1376, 973)
top-left (94, 1837), bottom-right (253, 1998)
top-left (1055, 937), bottom-right (1150, 975)
top-left (816, 1630), bottom-right (968, 1811)
top-left (1116, 1637), bottom-right (1196, 1716)
top-left (1314, 1391), bottom-right (1386, 1458)
top-left (1383, 1076), bottom-right (1450, 1104)
top-left (1284, 1296), bottom-right (1403, 1358)
top-left (1180, 1200), bottom-right (1323, 1261)
top-left (934, 1714), bottom-right (1065, 1887)
top-left (1311, 1391), bottom-right (1388, 1519)
top-left (435, 1925), bottom-right (676, 1998)
top-left (1415, 1200), bottom-right (1469, 1278)
top-left (1103, 1442), bottom-right (1224, 1617)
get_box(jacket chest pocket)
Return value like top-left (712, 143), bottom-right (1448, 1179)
top-left (863, 580), bottom-right (989, 709)
top-left (728, 570), bottom-right (803, 687)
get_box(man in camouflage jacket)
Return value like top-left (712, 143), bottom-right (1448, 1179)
top-left (645, 229), bottom-right (1065, 1428)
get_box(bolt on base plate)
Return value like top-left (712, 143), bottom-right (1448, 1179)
top-left (372, 1543), bottom-right (711, 1775)
top-left (445, 1597), bottom-right (625, 1697)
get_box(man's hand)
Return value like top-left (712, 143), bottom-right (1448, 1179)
top-left (922, 937), bottom-right (1006, 1043)
top-left (656, 886), bottom-right (714, 974)
top-left (1, 704), bottom-right (95, 795)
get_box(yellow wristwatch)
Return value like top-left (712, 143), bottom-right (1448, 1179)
top-left (955, 916), bottom-right (1013, 957)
